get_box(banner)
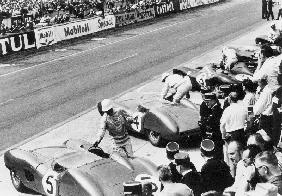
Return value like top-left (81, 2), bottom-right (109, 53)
top-left (154, 0), bottom-right (180, 17)
top-left (180, 0), bottom-right (219, 10)
top-left (136, 7), bottom-right (156, 22)
top-left (34, 26), bottom-right (57, 48)
top-left (0, 31), bottom-right (36, 56)
top-left (53, 15), bottom-right (115, 42)
top-left (95, 15), bottom-right (116, 31)
top-left (115, 11), bottom-right (137, 27)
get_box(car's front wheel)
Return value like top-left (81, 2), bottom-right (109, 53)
top-left (10, 170), bottom-right (28, 193)
top-left (147, 129), bottom-right (166, 147)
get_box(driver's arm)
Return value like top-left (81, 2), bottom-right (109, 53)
top-left (161, 82), bottom-right (170, 99)
top-left (95, 114), bottom-right (107, 144)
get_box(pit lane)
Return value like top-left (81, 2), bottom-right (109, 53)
top-left (0, 0), bottom-right (264, 151)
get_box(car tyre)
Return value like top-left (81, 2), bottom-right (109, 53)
top-left (147, 129), bottom-right (166, 147)
top-left (10, 170), bottom-right (28, 193)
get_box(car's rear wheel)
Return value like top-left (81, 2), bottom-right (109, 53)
top-left (147, 129), bottom-right (166, 147)
top-left (10, 170), bottom-right (28, 192)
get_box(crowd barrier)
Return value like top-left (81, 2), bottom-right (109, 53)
top-left (0, 0), bottom-right (220, 57)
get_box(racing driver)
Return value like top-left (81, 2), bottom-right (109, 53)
top-left (93, 99), bottom-right (136, 157)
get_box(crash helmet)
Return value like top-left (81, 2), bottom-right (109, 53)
top-left (161, 72), bottom-right (170, 82)
top-left (101, 99), bottom-right (113, 112)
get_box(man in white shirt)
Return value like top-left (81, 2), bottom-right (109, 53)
top-left (220, 91), bottom-right (248, 144)
top-left (255, 23), bottom-right (281, 45)
top-left (253, 78), bottom-right (274, 139)
top-left (224, 144), bottom-right (262, 195)
top-left (253, 45), bottom-right (281, 92)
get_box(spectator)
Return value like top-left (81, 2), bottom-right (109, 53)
top-left (220, 91), bottom-right (247, 144)
top-left (258, 23), bottom-right (282, 46)
top-left (200, 139), bottom-right (234, 193)
top-left (253, 78), bottom-right (274, 138)
top-left (262, 0), bottom-right (268, 19)
top-left (227, 140), bottom-right (244, 178)
top-left (156, 165), bottom-right (194, 196)
top-left (267, 0), bottom-right (275, 21)
top-left (271, 73), bottom-right (282, 146)
top-left (239, 151), bottom-right (282, 195)
top-left (225, 145), bottom-right (262, 194)
top-left (174, 152), bottom-right (203, 196)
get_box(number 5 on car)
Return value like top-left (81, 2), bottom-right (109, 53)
top-left (42, 170), bottom-right (60, 196)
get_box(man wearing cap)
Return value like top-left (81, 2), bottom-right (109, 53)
top-left (93, 99), bottom-right (136, 157)
top-left (161, 72), bottom-right (193, 103)
top-left (200, 139), bottom-right (234, 193)
top-left (200, 92), bottom-right (224, 159)
top-left (174, 152), bottom-right (203, 196)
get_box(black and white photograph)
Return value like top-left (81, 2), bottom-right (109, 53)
top-left (0, 0), bottom-right (282, 195)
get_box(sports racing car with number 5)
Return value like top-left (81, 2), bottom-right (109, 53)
top-left (4, 139), bottom-right (160, 196)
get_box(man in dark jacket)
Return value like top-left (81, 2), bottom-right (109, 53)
top-left (199, 93), bottom-right (224, 159)
top-left (174, 152), bottom-right (204, 196)
top-left (200, 139), bottom-right (234, 193)
top-left (267, 0), bottom-right (274, 20)
top-left (262, 0), bottom-right (268, 19)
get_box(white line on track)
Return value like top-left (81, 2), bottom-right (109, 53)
top-left (100, 53), bottom-right (138, 68)
top-left (0, 99), bottom-right (14, 106)
top-left (183, 31), bottom-right (201, 38)
top-left (0, 17), bottom-right (198, 78)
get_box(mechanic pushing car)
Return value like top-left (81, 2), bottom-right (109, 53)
top-left (93, 99), bottom-right (136, 157)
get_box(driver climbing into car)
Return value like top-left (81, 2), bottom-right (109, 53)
top-left (161, 72), bottom-right (199, 103)
top-left (93, 99), bottom-right (136, 158)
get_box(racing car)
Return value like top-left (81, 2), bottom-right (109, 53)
top-left (4, 139), bottom-right (160, 196)
top-left (100, 95), bottom-right (201, 147)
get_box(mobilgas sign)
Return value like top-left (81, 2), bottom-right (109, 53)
top-left (64, 23), bottom-right (90, 37)
top-left (0, 31), bottom-right (36, 56)
top-left (54, 19), bottom-right (93, 41)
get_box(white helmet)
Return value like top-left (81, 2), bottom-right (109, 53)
top-left (101, 99), bottom-right (113, 112)
top-left (161, 72), bottom-right (170, 82)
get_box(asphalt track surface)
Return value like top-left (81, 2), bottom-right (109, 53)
top-left (0, 0), bottom-right (263, 151)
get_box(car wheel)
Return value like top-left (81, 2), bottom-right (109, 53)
top-left (10, 170), bottom-right (28, 192)
top-left (147, 129), bottom-right (166, 147)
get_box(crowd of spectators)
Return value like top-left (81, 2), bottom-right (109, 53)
top-left (0, 0), bottom-right (159, 36)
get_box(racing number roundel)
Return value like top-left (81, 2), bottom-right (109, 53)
top-left (135, 174), bottom-right (161, 194)
top-left (42, 170), bottom-right (59, 196)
